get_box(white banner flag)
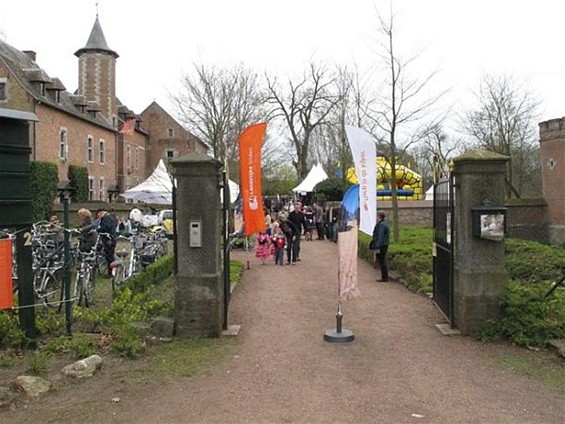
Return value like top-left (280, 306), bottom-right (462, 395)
top-left (345, 126), bottom-right (376, 235)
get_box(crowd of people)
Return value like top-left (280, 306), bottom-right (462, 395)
top-left (245, 199), bottom-right (390, 284)
top-left (247, 200), bottom-right (342, 267)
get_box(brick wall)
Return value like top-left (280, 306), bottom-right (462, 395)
top-left (34, 104), bottom-right (117, 199)
top-left (539, 118), bottom-right (565, 225)
top-left (141, 102), bottom-right (207, 177)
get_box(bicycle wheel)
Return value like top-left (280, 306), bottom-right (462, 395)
top-left (82, 267), bottom-right (94, 307)
top-left (74, 273), bottom-right (84, 306)
top-left (111, 263), bottom-right (124, 292)
top-left (41, 269), bottom-right (64, 308)
top-left (95, 253), bottom-right (107, 278)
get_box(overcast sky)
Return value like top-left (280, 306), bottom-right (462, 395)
top-left (1, 0), bottom-right (564, 130)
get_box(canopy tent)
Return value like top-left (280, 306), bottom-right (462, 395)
top-left (121, 159), bottom-right (173, 204)
top-left (121, 159), bottom-right (240, 204)
top-left (292, 164), bottom-right (329, 193)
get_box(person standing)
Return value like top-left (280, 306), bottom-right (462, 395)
top-left (313, 202), bottom-right (324, 240)
top-left (255, 231), bottom-right (272, 265)
top-left (77, 208), bottom-right (98, 252)
top-left (288, 201), bottom-right (306, 261)
top-left (96, 208), bottom-right (118, 276)
top-left (272, 225), bottom-right (286, 266)
top-left (372, 210), bottom-right (390, 282)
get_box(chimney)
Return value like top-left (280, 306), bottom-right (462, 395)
top-left (22, 50), bottom-right (37, 62)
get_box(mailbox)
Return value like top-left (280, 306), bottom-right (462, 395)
top-left (472, 206), bottom-right (507, 242)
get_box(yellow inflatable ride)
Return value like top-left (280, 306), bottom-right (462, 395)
top-left (346, 157), bottom-right (423, 200)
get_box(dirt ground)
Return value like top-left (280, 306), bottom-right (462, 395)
top-left (2, 238), bottom-right (564, 424)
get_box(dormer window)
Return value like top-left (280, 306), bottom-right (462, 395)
top-left (0, 78), bottom-right (7, 101)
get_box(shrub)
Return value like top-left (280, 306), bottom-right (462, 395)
top-left (476, 280), bottom-right (565, 347)
top-left (29, 161), bottom-right (58, 222)
top-left (0, 310), bottom-right (26, 349)
top-left (68, 165), bottom-right (89, 202)
top-left (27, 351), bottom-right (49, 374)
top-left (505, 238), bottom-right (565, 282)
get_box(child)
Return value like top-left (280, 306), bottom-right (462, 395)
top-left (255, 231), bottom-right (272, 264)
top-left (272, 225), bottom-right (286, 266)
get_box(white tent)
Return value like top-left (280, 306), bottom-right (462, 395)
top-left (425, 186), bottom-right (434, 201)
top-left (121, 159), bottom-right (173, 204)
top-left (121, 159), bottom-right (240, 204)
top-left (292, 164), bottom-right (329, 193)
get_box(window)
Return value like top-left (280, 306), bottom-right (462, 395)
top-left (167, 128), bottom-right (174, 138)
top-left (0, 78), bottom-right (7, 101)
top-left (99, 177), bottom-right (105, 201)
top-left (88, 177), bottom-right (94, 201)
top-left (59, 128), bottom-right (68, 161)
top-left (166, 149), bottom-right (175, 160)
top-left (99, 139), bottom-right (105, 164)
top-left (135, 147), bottom-right (139, 169)
top-left (87, 136), bottom-right (93, 163)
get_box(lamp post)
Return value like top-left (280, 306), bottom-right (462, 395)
top-left (57, 181), bottom-right (75, 336)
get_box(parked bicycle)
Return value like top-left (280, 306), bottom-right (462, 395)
top-left (74, 248), bottom-right (96, 307)
top-left (227, 231), bottom-right (254, 252)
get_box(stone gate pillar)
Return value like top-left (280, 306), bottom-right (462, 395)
top-left (170, 153), bottom-right (223, 338)
top-left (452, 151), bottom-right (509, 335)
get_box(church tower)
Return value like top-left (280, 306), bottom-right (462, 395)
top-left (75, 15), bottom-right (119, 126)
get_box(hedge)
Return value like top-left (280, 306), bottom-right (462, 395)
top-left (29, 161), bottom-right (58, 222)
top-left (68, 165), bottom-right (89, 202)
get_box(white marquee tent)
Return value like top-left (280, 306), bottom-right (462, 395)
top-left (121, 159), bottom-right (240, 204)
top-left (121, 159), bottom-right (173, 204)
top-left (292, 164), bottom-right (329, 194)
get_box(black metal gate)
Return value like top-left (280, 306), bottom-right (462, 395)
top-left (433, 176), bottom-right (454, 324)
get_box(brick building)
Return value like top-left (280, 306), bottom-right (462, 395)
top-left (539, 117), bottom-right (565, 244)
top-left (0, 15), bottom-right (207, 201)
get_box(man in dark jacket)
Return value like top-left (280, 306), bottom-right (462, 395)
top-left (372, 210), bottom-right (390, 282)
top-left (288, 201), bottom-right (306, 263)
top-left (96, 208), bottom-right (118, 276)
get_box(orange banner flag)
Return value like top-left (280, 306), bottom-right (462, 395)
top-left (238, 123), bottom-right (267, 236)
top-left (0, 239), bottom-right (14, 310)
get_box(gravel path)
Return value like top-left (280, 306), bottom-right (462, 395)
top-left (113, 239), bottom-right (563, 423)
top-left (4, 238), bottom-right (563, 423)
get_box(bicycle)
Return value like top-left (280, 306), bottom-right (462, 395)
top-left (74, 249), bottom-right (96, 307)
top-left (227, 231), bottom-right (255, 253)
top-left (110, 234), bottom-right (136, 292)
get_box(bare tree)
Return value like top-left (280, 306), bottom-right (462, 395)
top-left (365, 9), bottom-right (448, 241)
top-left (172, 63), bottom-right (265, 178)
top-left (310, 66), bottom-right (376, 184)
top-left (266, 62), bottom-right (341, 180)
top-left (460, 74), bottom-right (541, 198)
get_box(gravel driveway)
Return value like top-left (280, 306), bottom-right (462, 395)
top-left (4, 238), bottom-right (563, 423)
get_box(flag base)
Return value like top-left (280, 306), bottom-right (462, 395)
top-left (324, 328), bottom-right (355, 343)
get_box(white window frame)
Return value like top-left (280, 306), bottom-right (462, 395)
top-left (99, 139), bottom-right (105, 165)
top-left (88, 177), bottom-right (94, 201)
top-left (167, 128), bottom-right (174, 138)
top-left (99, 177), bottom-right (105, 201)
top-left (87, 135), bottom-right (93, 163)
top-left (59, 127), bottom-right (68, 161)
top-left (0, 77), bottom-right (8, 101)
